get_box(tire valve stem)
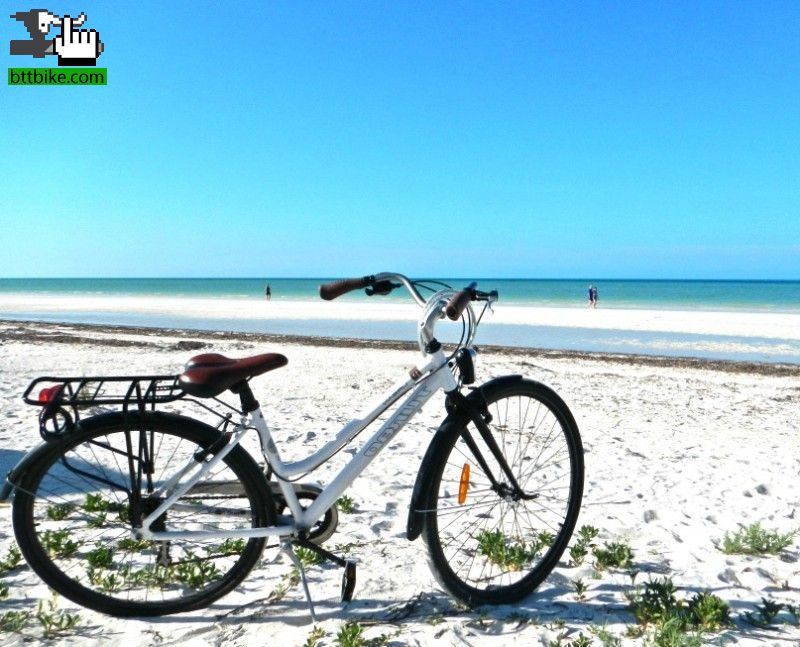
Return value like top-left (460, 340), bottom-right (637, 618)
top-left (458, 463), bottom-right (470, 504)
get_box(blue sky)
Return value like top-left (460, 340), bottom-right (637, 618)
top-left (2, 1), bottom-right (798, 279)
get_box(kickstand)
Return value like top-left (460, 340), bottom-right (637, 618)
top-left (283, 541), bottom-right (317, 624)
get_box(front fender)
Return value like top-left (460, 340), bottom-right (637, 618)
top-left (406, 374), bottom-right (523, 541)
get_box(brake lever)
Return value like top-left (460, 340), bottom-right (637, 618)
top-left (365, 281), bottom-right (401, 296)
top-left (475, 289), bottom-right (498, 313)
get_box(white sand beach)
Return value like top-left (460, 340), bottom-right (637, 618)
top-left (2, 293), bottom-right (800, 339)
top-left (0, 319), bottom-right (799, 645)
top-left (2, 294), bottom-right (800, 366)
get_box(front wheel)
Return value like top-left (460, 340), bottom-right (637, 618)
top-left (12, 411), bottom-right (275, 617)
top-left (421, 378), bottom-right (584, 606)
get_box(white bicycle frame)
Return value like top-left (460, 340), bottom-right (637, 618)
top-left (138, 339), bottom-right (461, 543)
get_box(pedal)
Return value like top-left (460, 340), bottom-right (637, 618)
top-left (341, 560), bottom-right (356, 603)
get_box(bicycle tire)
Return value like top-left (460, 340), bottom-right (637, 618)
top-left (420, 378), bottom-right (583, 606)
top-left (12, 411), bottom-right (275, 617)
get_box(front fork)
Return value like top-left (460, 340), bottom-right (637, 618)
top-left (445, 389), bottom-right (535, 501)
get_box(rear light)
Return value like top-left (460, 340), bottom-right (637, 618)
top-left (38, 385), bottom-right (62, 404)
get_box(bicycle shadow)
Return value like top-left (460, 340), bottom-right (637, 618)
top-left (139, 567), bottom-right (800, 645)
top-left (0, 449), bottom-right (27, 479)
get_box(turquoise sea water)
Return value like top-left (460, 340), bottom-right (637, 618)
top-left (1, 278), bottom-right (799, 312)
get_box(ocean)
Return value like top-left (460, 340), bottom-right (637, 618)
top-left (1, 278), bottom-right (799, 312)
top-left (1, 278), bottom-right (799, 363)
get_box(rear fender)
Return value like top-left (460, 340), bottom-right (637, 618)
top-left (406, 374), bottom-right (523, 541)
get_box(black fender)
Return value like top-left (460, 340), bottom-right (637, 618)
top-left (406, 374), bottom-right (524, 541)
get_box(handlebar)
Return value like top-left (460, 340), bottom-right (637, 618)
top-left (319, 276), bottom-right (375, 301)
top-left (319, 273), bottom-right (428, 307)
top-left (445, 282), bottom-right (477, 321)
top-left (319, 273), bottom-right (498, 353)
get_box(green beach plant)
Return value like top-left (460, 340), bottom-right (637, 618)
top-left (593, 541), bottom-right (634, 571)
top-left (743, 597), bottom-right (785, 627)
top-left (207, 538), bottom-right (246, 556)
top-left (337, 495), bottom-right (356, 513)
top-left (270, 566), bottom-right (301, 602)
top-left (83, 492), bottom-right (111, 512)
top-left (686, 591), bottom-right (731, 631)
top-left (572, 633), bottom-right (593, 647)
top-left (336, 620), bottom-right (365, 647)
top-left (302, 626), bottom-right (328, 647)
top-left (116, 537), bottom-right (152, 552)
top-left (97, 571), bottom-right (124, 593)
top-left (40, 529), bottom-right (80, 558)
top-left (46, 502), bottom-right (76, 521)
top-left (720, 522), bottom-right (795, 556)
top-left (87, 511), bottom-right (108, 528)
top-left (475, 529), bottom-right (541, 570)
top-left (628, 577), bottom-right (683, 627)
top-left (295, 546), bottom-right (324, 567)
top-left (0, 609), bottom-right (31, 633)
top-left (0, 544), bottom-right (22, 573)
top-left (173, 555), bottom-right (220, 588)
top-left (569, 525), bottom-right (599, 567)
top-left (86, 545), bottom-right (114, 569)
top-left (588, 624), bottom-right (621, 647)
top-left (643, 616), bottom-right (702, 647)
top-left (629, 578), bottom-right (731, 645)
top-left (573, 577), bottom-right (588, 600)
top-left (36, 594), bottom-right (80, 639)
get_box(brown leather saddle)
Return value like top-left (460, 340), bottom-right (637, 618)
top-left (179, 353), bottom-right (287, 398)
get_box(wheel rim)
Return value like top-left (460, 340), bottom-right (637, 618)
top-left (433, 388), bottom-right (580, 594)
top-left (16, 420), bottom-right (270, 612)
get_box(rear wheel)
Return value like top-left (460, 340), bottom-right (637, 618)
top-left (422, 379), bottom-right (583, 605)
top-left (12, 412), bottom-right (275, 617)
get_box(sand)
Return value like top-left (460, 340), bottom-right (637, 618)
top-left (1, 319), bottom-right (799, 646)
top-left (2, 293), bottom-right (800, 340)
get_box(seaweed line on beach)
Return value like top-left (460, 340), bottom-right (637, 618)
top-left (2, 318), bottom-right (799, 377)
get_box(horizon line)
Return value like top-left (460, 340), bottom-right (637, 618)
top-left (2, 276), bottom-right (800, 283)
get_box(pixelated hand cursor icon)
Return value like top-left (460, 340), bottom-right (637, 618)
top-left (53, 14), bottom-right (104, 66)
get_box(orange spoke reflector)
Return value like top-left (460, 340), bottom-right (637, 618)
top-left (458, 463), bottom-right (470, 504)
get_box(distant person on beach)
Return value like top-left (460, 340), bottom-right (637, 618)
top-left (591, 285), bottom-right (598, 308)
top-left (265, 284), bottom-right (271, 300)
top-left (587, 285), bottom-right (594, 308)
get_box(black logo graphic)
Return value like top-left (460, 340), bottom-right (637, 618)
top-left (10, 9), bottom-right (103, 66)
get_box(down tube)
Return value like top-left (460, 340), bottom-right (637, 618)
top-left (300, 367), bottom-right (455, 528)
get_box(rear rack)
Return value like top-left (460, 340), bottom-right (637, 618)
top-left (23, 375), bottom-right (185, 408)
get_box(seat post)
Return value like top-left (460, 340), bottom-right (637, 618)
top-left (232, 381), bottom-right (259, 413)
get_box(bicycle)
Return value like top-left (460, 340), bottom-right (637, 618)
top-left (1, 273), bottom-right (584, 618)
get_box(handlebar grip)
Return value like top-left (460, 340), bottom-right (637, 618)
top-left (445, 284), bottom-right (476, 320)
top-left (319, 276), bottom-right (374, 301)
